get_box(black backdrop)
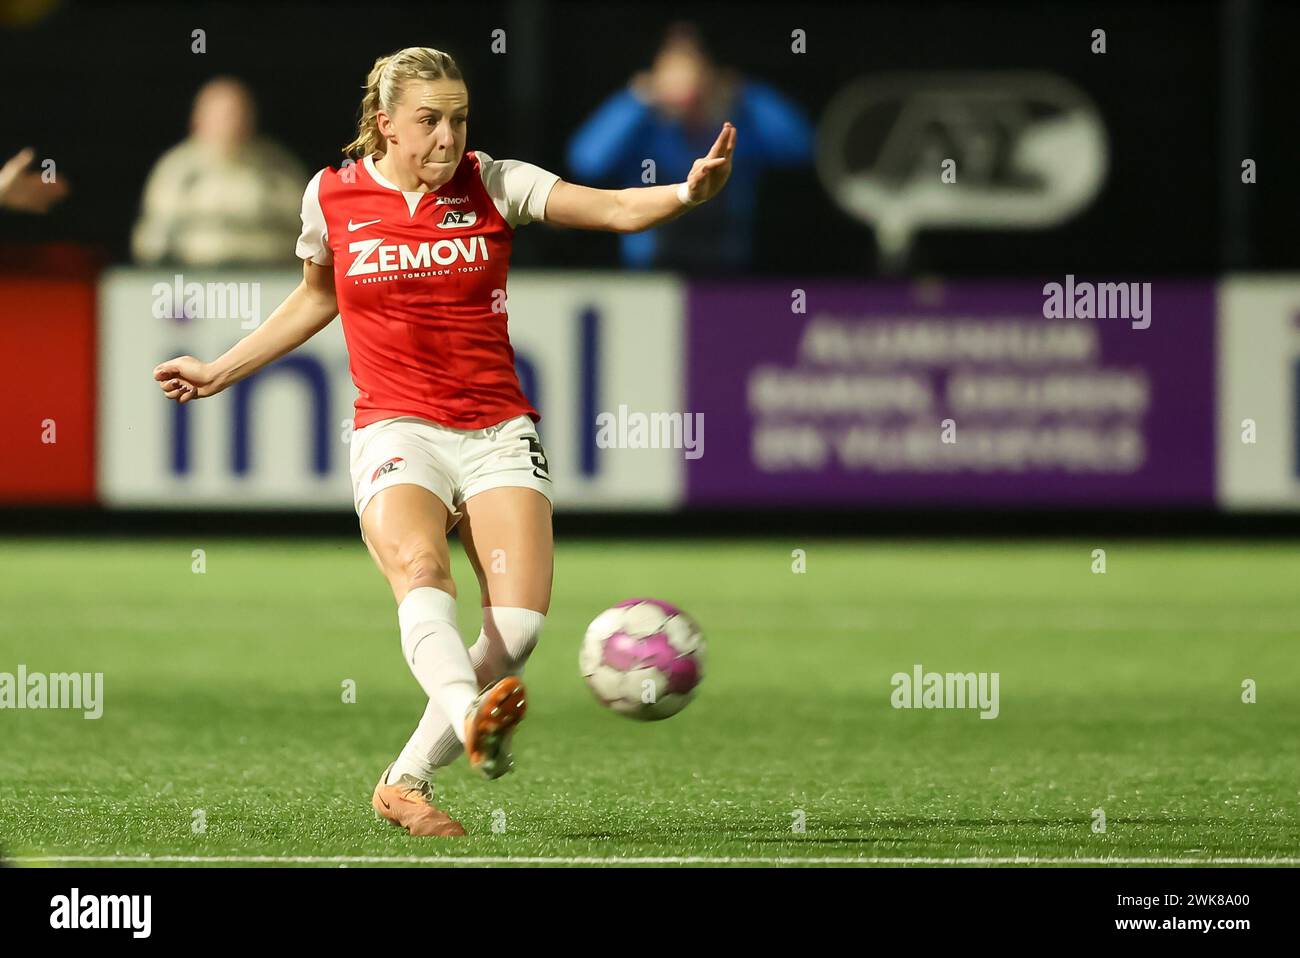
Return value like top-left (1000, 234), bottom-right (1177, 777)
top-left (3, 0), bottom-right (1296, 275)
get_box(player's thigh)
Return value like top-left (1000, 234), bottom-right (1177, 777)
top-left (459, 486), bottom-right (553, 613)
top-left (361, 484), bottom-right (456, 604)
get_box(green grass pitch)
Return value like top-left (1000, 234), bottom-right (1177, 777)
top-left (1, 537), bottom-right (1297, 867)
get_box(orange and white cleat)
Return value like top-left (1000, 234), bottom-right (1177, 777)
top-left (464, 676), bottom-right (528, 780)
top-left (371, 764), bottom-right (467, 837)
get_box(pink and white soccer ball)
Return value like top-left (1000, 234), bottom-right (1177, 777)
top-left (580, 598), bottom-right (705, 720)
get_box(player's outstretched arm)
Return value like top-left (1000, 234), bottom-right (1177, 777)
top-left (545, 122), bottom-right (735, 233)
top-left (153, 260), bottom-right (338, 404)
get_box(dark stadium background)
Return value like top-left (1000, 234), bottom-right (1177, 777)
top-left (1, 0), bottom-right (1236, 275)
top-left (2, 0), bottom-right (1299, 535)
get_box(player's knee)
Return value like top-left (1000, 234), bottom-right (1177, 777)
top-left (485, 606), bottom-right (545, 676)
top-left (395, 544), bottom-right (453, 595)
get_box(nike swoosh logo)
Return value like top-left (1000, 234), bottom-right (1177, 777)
top-left (348, 218), bottom-right (381, 231)
top-left (378, 795), bottom-right (391, 810)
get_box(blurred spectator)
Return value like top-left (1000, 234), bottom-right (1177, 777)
top-left (566, 23), bottom-right (813, 272)
top-left (0, 147), bottom-right (68, 213)
top-left (131, 77), bottom-right (306, 267)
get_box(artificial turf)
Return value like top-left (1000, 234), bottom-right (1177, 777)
top-left (0, 538), bottom-right (1297, 866)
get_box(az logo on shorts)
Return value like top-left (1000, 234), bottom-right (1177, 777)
top-left (371, 457), bottom-right (406, 483)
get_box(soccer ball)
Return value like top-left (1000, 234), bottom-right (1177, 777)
top-left (579, 598), bottom-right (705, 720)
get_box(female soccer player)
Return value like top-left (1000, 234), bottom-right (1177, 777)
top-left (152, 47), bottom-right (735, 837)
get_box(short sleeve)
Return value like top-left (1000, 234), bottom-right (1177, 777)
top-left (295, 169), bottom-right (332, 265)
top-left (475, 150), bottom-right (561, 228)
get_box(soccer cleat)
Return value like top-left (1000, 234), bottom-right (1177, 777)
top-left (371, 763), bottom-right (467, 837)
top-left (464, 676), bottom-right (528, 780)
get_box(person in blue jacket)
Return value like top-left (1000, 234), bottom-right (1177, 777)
top-left (566, 23), bottom-right (813, 272)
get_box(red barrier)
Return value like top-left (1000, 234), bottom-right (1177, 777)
top-left (0, 276), bottom-right (96, 503)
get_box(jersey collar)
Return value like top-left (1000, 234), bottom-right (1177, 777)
top-left (364, 153), bottom-right (458, 217)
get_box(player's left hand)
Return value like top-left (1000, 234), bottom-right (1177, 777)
top-left (682, 122), bottom-right (736, 205)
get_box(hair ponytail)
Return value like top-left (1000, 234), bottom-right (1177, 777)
top-left (343, 48), bottom-right (464, 159)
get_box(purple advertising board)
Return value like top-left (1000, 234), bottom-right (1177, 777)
top-left (685, 280), bottom-right (1215, 506)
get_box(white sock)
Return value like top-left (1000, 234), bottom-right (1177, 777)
top-left (389, 700), bottom-right (465, 783)
top-left (388, 607), bottom-right (546, 782)
top-left (469, 607), bottom-right (546, 686)
top-left (397, 587), bottom-right (476, 745)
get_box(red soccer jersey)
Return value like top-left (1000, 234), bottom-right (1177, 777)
top-left (296, 151), bottom-right (559, 430)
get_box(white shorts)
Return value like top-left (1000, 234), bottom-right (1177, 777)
top-left (349, 414), bottom-right (554, 533)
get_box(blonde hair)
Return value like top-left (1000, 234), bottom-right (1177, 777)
top-left (343, 47), bottom-right (464, 158)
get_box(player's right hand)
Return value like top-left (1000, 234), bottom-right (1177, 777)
top-left (0, 147), bottom-right (69, 213)
top-left (153, 356), bottom-right (216, 404)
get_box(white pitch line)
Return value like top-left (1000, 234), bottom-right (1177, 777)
top-left (8, 855), bottom-right (1300, 866)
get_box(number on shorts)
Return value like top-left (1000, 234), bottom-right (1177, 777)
top-left (522, 436), bottom-right (551, 481)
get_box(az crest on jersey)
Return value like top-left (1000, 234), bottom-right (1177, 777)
top-left (437, 210), bottom-right (478, 229)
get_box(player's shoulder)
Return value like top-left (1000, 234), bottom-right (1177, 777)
top-left (467, 150), bottom-right (508, 190)
top-left (309, 159), bottom-right (376, 208)
top-left (312, 162), bottom-right (351, 191)
top-left (472, 150), bottom-right (541, 175)
top-left (470, 150), bottom-right (545, 183)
